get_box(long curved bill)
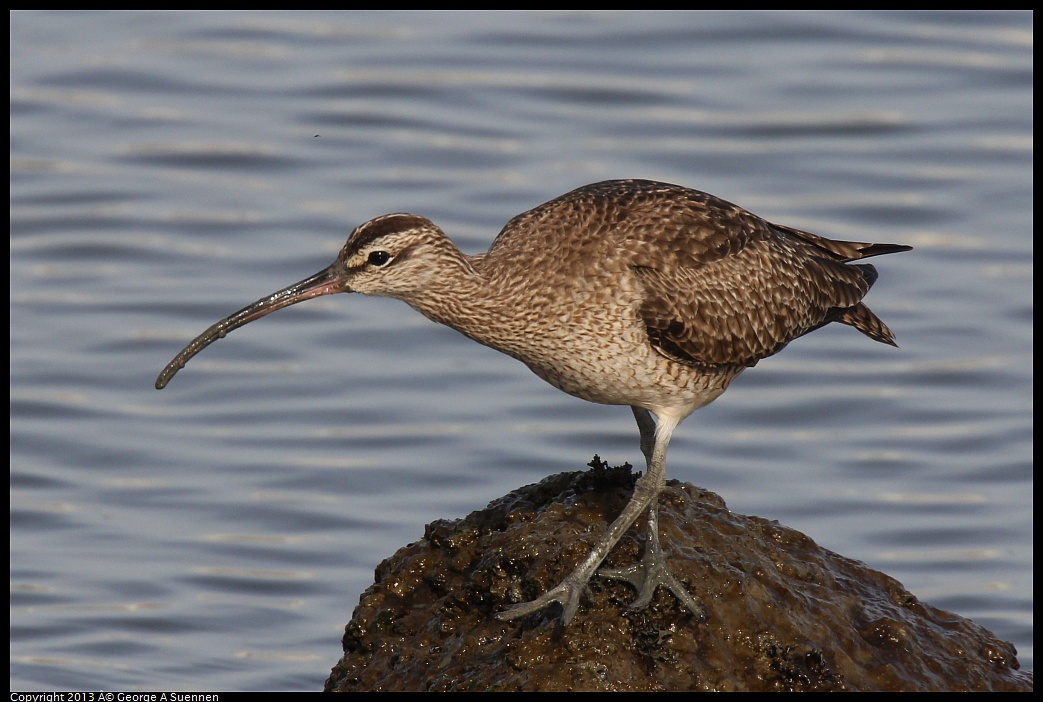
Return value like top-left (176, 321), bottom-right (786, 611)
top-left (155, 264), bottom-right (347, 390)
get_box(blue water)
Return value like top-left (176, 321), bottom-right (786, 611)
top-left (10, 10), bottom-right (1032, 691)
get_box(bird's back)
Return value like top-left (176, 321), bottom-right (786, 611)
top-left (482, 179), bottom-right (910, 371)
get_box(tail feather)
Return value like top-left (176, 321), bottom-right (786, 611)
top-left (773, 223), bottom-right (913, 263)
top-left (855, 242), bottom-right (914, 260)
top-left (837, 302), bottom-right (899, 347)
top-left (772, 223), bottom-right (910, 348)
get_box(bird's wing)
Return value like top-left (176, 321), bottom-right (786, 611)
top-left (483, 180), bottom-right (904, 367)
top-left (630, 214), bottom-right (877, 369)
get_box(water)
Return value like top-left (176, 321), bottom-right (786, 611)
top-left (10, 10), bottom-right (1032, 691)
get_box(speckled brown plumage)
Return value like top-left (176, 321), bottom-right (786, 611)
top-left (484, 180), bottom-right (906, 371)
top-left (156, 179), bottom-right (911, 625)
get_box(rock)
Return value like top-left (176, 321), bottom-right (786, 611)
top-left (324, 459), bottom-right (1031, 692)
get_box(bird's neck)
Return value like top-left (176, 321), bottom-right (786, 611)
top-left (397, 251), bottom-right (517, 353)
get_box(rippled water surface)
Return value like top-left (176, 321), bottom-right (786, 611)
top-left (11, 10), bottom-right (1032, 690)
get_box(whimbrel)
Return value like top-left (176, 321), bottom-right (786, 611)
top-left (156, 179), bottom-right (911, 624)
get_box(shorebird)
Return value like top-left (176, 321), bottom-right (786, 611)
top-left (156, 179), bottom-right (910, 625)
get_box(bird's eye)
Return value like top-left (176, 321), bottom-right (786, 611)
top-left (368, 250), bottom-right (391, 267)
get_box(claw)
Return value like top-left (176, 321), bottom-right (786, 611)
top-left (496, 576), bottom-right (588, 625)
top-left (598, 507), bottom-right (708, 620)
top-left (598, 561), bottom-right (707, 620)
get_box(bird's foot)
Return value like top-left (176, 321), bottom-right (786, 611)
top-left (496, 572), bottom-right (591, 625)
top-left (597, 538), bottom-right (708, 621)
top-left (495, 549), bottom-right (707, 624)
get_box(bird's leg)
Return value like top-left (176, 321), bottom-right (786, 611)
top-left (497, 411), bottom-right (704, 624)
top-left (496, 448), bottom-right (664, 624)
top-left (597, 409), bottom-right (708, 620)
top-left (632, 406), bottom-right (656, 466)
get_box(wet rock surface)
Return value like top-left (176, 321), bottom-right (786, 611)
top-left (324, 459), bottom-right (1031, 692)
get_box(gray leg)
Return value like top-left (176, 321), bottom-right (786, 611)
top-left (632, 406), bottom-right (656, 465)
top-left (597, 410), bottom-right (707, 619)
top-left (497, 410), bottom-right (704, 624)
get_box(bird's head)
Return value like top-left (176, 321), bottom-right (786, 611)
top-left (155, 212), bottom-right (457, 389)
